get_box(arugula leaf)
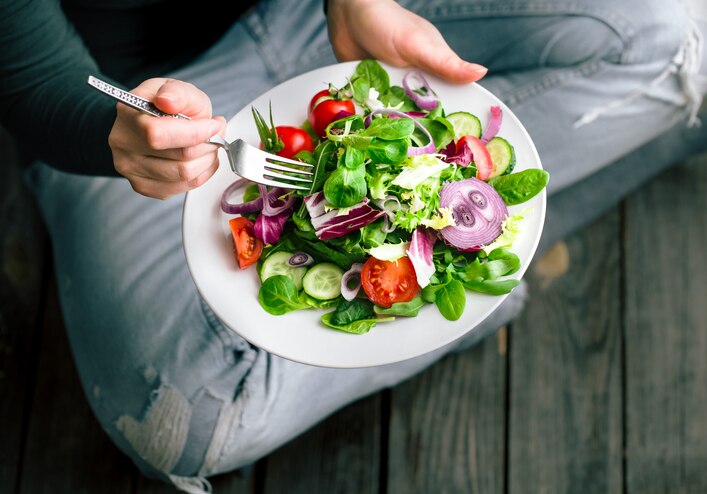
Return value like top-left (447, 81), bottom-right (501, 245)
top-left (309, 140), bottom-right (336, 193)
top-left (489, 169), bottom-right (549, 205)
top-left (258, 275), bottom-right (309, 315)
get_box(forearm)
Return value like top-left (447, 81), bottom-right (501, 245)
top-left (0, 0), bottom-right (119, 176)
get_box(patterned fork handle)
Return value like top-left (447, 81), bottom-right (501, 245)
top-left (87, 75), bottom-right (191, 120)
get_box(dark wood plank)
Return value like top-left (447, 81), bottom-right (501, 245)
top-left (507, 213), bottom-right (624, 493)
top-left (387, 332), bottom-right (508, 494)
top-left (624, 156), bottom-right (707, 493)
top-left (263, 394), bottom-right (381, 494)
top-left (136, 463), bottom-right (258, 493)
top-left (0, 128), bottom-right (47, 493)
top-left (17, 274), bottom-right (138, 494)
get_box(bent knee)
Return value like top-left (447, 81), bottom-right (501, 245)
top-left (111, 383), bottom-right (231, 480)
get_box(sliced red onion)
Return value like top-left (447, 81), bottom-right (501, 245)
top-left (221, 179), bottom-right (264, 214)
top-left (341, 263), bottom-right (364, 301)
top-left (369, 108), bottom-right (436, 156)
top-left (439, 177), bottom-right (508, 251)
top-left (481, 106), bottom-right (503, 144)
top-left (407, 227), bottom-right (437, 288)
top-left (288, 252), bottom-right (314, 267)
top-left (258, 184), bottom-right (296, 216)
top-left (381, 215), bottom-right (397, 233)
top-left (402, 70), bottom-right (439, 110)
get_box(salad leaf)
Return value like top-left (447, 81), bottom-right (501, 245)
top-left (489, 169), bottom-right (549, 205)
top-left (463, 279), bottom-right (520, 295)
top-left (373, 296), bottom-right (426, 317)
top-left (360, 220), bottom-right (387, 248)
top-left (309, 140), bottom-right (337, 193)
top-left (323, 164), bottom-right (367, 207)
top-left (351, 59), bottom-right (391, 104)
top-left (321, 298), bottom-right (390, 334)
top-left (379, 86), bottom-right (417, 112)
top-left (421, 279), bottom-right (466, 320)
top-left (367, 138), bottom-right (409, 165)
top-left (258, 275), bottom-right (310, 315)
top-left (362, 117), bottom-right (415, 140)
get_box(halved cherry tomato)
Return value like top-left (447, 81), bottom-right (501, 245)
top-left (307, 89), bottom-right (355, 137)
top-left (360, 256), bottom-right (419, 308)
top-left (266, 126), bottom-right (314, 159)
top-left (228, 217), bottom-right (263, 269)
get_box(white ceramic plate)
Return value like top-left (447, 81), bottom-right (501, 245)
top-left (183, 61), bottom-right (545, 368)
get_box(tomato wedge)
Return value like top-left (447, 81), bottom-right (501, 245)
top-left (360, 256), bottom-right (419, 308)
top-left (228, 217), bottom-right (263, 269)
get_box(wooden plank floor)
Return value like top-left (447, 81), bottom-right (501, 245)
top-left (1, 125), bottom-right (706, 494)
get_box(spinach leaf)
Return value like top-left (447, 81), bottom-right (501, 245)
top-left (321, 298), bottom-right (387, 334)
top-left (434, 279), bottom-right (466, 321)
top-left (323, 164), bottom-right (367, 207)
top-left (417, 117), bottom-right (453, 151)
top-left (489, 169), bottom-right (549, 205)
top-left (462, 279), bottom-right (520, 295)
top-left (258, 275), bottom-right (309, 315)
top-left (373, 296), bottom-right (426, 317)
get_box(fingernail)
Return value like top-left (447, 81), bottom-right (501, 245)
top-left (469, 63), bottom-right (488, 76)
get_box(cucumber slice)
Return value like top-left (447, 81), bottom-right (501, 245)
top-left (302, 263), bottom-right (344, 300)
top-left (486, 136), bottom-right (516, 179)
top-left (260, 251), bottom-right (308, 290)
top-left (446, 111), bottom-right (482, 140)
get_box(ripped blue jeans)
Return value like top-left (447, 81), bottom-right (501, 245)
top-left (25, 0), bottom-right (703, 491)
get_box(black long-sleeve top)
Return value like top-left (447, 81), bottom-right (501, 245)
top-left (0, 0), bottom-right (254, 175)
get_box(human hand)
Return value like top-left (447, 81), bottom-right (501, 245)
top-left (326, 0), bottom-right (487, 84)
top-left (109, 78), bottom-right (226, 200)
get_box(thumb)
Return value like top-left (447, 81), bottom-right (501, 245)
top-left (405, 36), bottom-right (488, 84)
top-left (153, 79), bottom-right (213, 118)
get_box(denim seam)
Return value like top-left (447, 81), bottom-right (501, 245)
top-left (198, 297), bottom-right (250, 365)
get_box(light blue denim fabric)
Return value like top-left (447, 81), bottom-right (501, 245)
top-left (24, 0), bottom-right (702, 491)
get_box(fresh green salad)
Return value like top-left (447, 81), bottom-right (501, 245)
top-left (221, 60), bottom-right (548, 334)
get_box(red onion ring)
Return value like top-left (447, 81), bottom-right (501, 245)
top-left (439, 177), bottom-right (508, 251)
top-left (341, 263), bottom-right (364, 301)
top-left (402, 70), bottom-right (439, 110)
top-left (288, 252), bottom-right (314, 267)
top-left (258, 184), bottom-right (296, 216)
top-left (481, 106), bottom-right (503, 144)
top-left (221, 179), bottom-right (263, 214)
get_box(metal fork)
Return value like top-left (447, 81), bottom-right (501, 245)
top-left (87, 75), bottom-right (314, 191)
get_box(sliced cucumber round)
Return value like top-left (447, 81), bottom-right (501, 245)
top-left (302, 263), bottom-right (344, 300)
top-left (259, 251), bottom-right (308, 290)
top-left (486, 136), bottom-right (516, 179)
top-left (446, 111), bottom-right (482, 140)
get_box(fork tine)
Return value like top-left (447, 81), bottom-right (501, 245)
top-left (265, 156), bottom-right (314, 169)
top-left (264, 162), bottom-right (314, 176)
top-left (257, 177), bottom-right (311, 191)
top-left (262, 170), bottom-right (313, 183)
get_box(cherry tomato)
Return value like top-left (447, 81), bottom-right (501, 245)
top-left (307, 89), bottom-right (355, 137)
top-left (457, 135), bottom-right (493, 181)
top-left (259, 126), bottom-right (314, 159)
top-left (228, 217), bottom-right (263, 269)
top-left (360, 256), bottom-right (419, 308)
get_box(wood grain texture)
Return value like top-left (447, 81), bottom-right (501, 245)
top-left (623, 155), bottom-right (707, 494)
top-left (0, 128), bottom-right (47, 493)
top-left (263, 394), bottom-right (381, 494)
top-left (17, 275), bottom-right (138, 494)
top-left (507, 213), bottom-right (624, 494)
top-left (387, 333), bottom-right (507, 494)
